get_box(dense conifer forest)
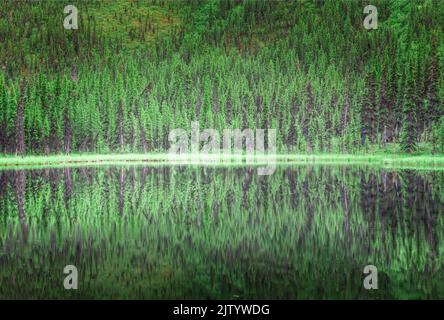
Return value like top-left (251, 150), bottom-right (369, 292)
top-left (0, 0), bottom-right (443, 155)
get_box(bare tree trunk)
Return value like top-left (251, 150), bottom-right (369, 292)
top-left (64, 167), bottom-right (72, 209)
top-left (64, 108), bottom-right (71, 154)
top-left (118, 168), bottom-right (125, 216)
top-left (342, 100), bottom-right (348, 135)
top-left (118, 99), bottom-right (125, 152)
top-left (342, 183), bottom-right (351, 242)
top-left (15, 80), bottom-right (26, 157)
top-left (15, 170), bottom-right (28, 243)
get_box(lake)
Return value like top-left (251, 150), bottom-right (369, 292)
top-left (0, 165), bottom-right (443, 299)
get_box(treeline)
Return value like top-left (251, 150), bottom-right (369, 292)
top-left (0, 0), bottom-right (443, 155)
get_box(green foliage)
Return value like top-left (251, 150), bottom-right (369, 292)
top-left (0, 0), bottom-right (443, 155)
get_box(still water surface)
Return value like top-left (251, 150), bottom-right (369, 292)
top-left (0, 165), bottom-right (443, 299)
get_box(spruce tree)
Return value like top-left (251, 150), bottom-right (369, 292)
top-left (400, 66), bottom-right (418, 153)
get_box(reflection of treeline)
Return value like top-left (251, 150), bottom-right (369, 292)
top-left (0, 0), bottom-right (443, 154)
top-left (0, 166), bottom-right (443, 298)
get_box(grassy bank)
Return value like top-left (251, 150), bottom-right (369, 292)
top-left (0, 153), bottom-right (443, 170)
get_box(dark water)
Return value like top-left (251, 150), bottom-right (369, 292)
top-left (0, 165), bottom-right (443, 299)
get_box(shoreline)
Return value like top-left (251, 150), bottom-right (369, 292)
top-left (0, 153), bottom-right (443, 170)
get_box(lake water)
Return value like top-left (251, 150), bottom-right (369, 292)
top-left (0, 165), bottom-right (443, 299)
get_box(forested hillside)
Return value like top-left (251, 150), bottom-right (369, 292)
top-left (0, 0), bottom-right (443, 155)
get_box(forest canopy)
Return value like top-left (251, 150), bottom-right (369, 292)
top-left (0, 0), bottom-right (443, 155)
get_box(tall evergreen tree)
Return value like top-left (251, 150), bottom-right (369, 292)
top-left (400, 66), bottom-right (418, 152)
